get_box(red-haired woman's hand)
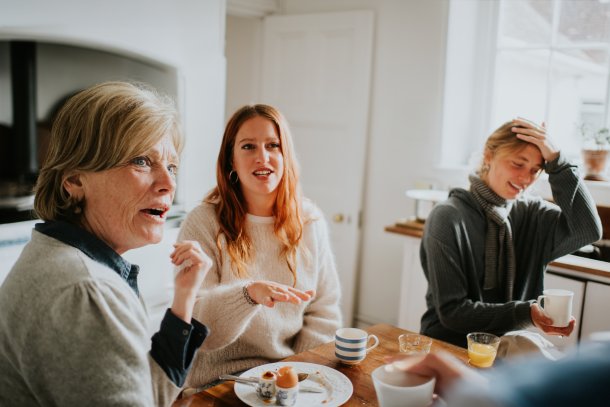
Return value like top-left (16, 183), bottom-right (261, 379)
top-left (246, 280), bottom-right (315, 308)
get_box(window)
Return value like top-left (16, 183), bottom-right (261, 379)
top-left (441, 0), bottom-right (610, 168)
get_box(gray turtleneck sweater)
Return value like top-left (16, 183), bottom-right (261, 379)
top-left (420, 154), bottom-right (602, 347)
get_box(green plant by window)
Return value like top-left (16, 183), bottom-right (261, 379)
top-left (580, 124), bottom-right (610, 150)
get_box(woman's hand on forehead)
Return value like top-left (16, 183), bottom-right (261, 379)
top-left (511, 117), bottom-right (559, 163)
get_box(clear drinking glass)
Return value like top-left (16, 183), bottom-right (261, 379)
top-left (398, 334), bottom-right (432, 355)
top-left (466, 332), bottom-right (500, 368)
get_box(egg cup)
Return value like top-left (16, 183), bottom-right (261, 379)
top-left (276, 384), bottom-right (298, 406)
top-left (256, 370), bottom-right (277, 401)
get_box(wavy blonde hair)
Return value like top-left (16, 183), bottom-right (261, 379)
top-left (206, 104), bottom-right (303, 284)
top-left (34, 81), bottom-right (182, 222)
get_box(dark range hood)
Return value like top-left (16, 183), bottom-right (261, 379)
top-left (0, 41), bottom-right (39, 223)
top-left (11, 41), bottom-right (38, 182)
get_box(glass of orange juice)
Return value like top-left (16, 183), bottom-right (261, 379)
top-left (466, 332), bottom-right (500, 368)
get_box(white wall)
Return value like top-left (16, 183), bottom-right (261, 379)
top-left (0, 0), bottom-right (227, 209)
top-left (225, 15), bottom-right (263, 121)
top-left (226, 0), bottom-right (450, 327)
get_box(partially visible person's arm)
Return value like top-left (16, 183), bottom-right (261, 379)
top-left (389, 339), bottom-right (610, 407)
top-left (450, 341), bottom-right (610, 407)
top-left (385, 352), bottom-right (487, 398)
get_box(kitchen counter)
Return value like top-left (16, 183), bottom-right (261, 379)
top-left (385, 225), bottom-right (610, 284)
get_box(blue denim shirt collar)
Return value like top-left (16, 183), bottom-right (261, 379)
top-left (35, 221), bottom-right (140, 296)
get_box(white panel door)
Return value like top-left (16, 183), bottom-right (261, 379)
top-left (397, 236), bottom-right (428, 332)
top-left (261, 11), bottom-right (374, 325)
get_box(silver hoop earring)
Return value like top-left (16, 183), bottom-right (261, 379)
top-left (229, 169), bottom-right (239, 184)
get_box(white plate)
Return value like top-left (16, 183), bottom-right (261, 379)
top-left (233, 361), bottom-right (353, 407)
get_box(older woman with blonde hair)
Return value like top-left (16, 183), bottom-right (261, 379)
top-left (179, 104), bottom-right (342, 389)
top-left (0, 81), bottom-right (212, 406)
top-left (420, 117), bottom-right (602, 348)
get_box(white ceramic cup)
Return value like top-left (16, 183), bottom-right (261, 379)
top-left (537, 288), bottom-right (574, 327)
top-left (335, 327), bottom-right (379, 365)
top-left (372, 365), bottom-right (435, 407)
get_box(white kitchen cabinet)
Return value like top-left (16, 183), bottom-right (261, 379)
top-left (580, 281), bottom-right (610, 339)
top-left (397, 235), bottom-right (427, 332)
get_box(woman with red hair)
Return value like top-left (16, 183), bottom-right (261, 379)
top-left (179, 104), bottom-right (342, 389)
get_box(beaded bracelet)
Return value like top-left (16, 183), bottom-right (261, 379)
top-left (242, 283), bottom-right (258, 306)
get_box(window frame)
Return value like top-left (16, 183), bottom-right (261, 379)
top-left (440, 0), bottom-right (610, 169)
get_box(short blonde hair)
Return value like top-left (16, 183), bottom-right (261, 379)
top-left (478, 121), bottom-right (531, 177)
top-left (34, 81), bottom-right (182, 221)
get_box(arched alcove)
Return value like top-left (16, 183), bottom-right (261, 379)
top-left (0, 40), bottom-right (180, 223)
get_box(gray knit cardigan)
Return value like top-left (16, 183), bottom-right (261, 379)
top-left (0, 231), bottom-right (181, 406)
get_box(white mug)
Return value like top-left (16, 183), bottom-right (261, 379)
top-left (372, 365), bottom-right (435, 407)
top-left (537, 288), bottom-right (574, 327)
top-left (335, 327), bottom-right (379, 364)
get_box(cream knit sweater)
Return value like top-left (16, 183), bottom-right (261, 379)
top-left (179, 200), bottom-right (342, 387)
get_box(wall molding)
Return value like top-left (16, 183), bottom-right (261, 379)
top-left (227, 0), bottom-right (280, 17)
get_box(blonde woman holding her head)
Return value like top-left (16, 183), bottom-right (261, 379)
top-left (420, 118), bottom-right (602, 348)
top-left (179, 104), bottom-right (342, 389)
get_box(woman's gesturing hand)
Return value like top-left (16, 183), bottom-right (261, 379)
top-left (170, 240), bottom-right (212, 322)
top-left (512, 117), bottom-right (560, 163)
top-left (531, 303), bottom-right (576, 337)
top-left (246, 280), bottom-right (315, 308)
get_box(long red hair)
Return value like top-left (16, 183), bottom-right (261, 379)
top-left (206, 105), bottom-right (303, 284)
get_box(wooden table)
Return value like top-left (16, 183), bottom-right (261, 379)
top-left (173, 323), bottom-right (468, 406)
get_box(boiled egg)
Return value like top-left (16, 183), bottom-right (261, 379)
top-left (276, 366), bottom-right (298, 389)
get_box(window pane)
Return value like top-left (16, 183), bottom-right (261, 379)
top-left (491, 50), bottom-right (549, 127)
top-left (498, 0), bottom-right (552, 46)
top-left (547, 48), bottom-right (609, 157)
top-left (557, 0), bottom-right (610, 44)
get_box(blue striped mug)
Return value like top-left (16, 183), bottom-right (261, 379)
top-left (335, 328), bottom-right (380, 365)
